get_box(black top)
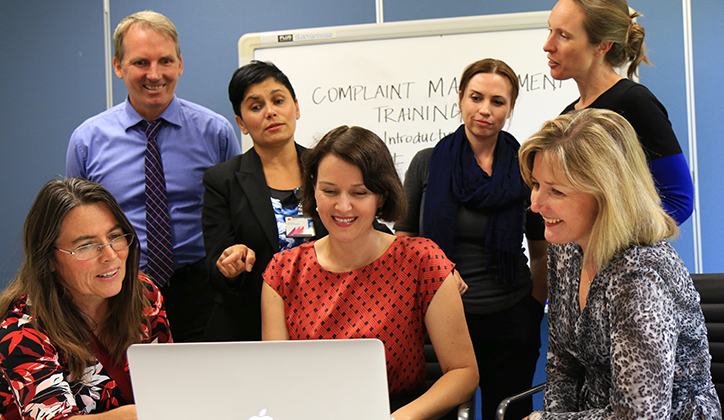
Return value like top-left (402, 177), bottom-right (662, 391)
top-left (395, 147), bottom-right (545, 314)
top-left (562, 78), bottom-right (682, 160)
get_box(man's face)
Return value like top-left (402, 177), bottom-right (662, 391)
top-left (113, 24), bottom-right (183, 121)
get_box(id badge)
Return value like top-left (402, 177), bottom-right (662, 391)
top-left (286, 216), bottom-right (316, 238)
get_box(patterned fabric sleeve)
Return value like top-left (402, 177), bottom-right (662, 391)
top-left (603, 267), bottom-right (678, 418)
top-left (0, 300), bottom-right (83, 420)
top-left (543, 245), bottom-right (586, 414)
top-left (139, 275), bottom-right (173, 343)
top-left (413, 237), bottom-right (454, 315)
top-left (0, 277), bottom-right (172, 420)
top-left (543, 270), bottom-right (680, 420)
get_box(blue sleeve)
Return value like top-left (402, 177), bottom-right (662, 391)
top-left (648, 153), bottom-right (694, 225)
top-left (222, 119), bottom-right (241, 160)
top-left (65, 130), bottom-right (86, 178)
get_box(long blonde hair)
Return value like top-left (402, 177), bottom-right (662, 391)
top-left (519, 109), bottom-right (677, 271)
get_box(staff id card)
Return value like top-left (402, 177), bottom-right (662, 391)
top-left (286, 216), bottom-right (316, 238)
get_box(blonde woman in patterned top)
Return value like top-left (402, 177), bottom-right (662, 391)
top-left (519, 108), bottom-right (720, 420)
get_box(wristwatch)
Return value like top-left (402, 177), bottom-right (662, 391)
top-left (529, 411), bottom-right (543, 420)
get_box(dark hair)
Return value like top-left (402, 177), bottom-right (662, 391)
top-left (302, 126), bottom-right (407, 223)
top-left (459, 58), bottom-right (519, 108)
top-left (228, 60), bottom-right (297, 118)
top-left (0, 178), bottom-right (148, 381)
top-left (572, 0), bottom-right (650, 78)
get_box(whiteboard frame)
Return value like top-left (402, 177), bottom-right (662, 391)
top-left (238, 11), bottom-right (551, 66)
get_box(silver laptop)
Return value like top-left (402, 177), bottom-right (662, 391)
top-left (127, 339), bottom-right (390, 420)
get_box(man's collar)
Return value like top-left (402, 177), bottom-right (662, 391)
top-left (121, 95), bottom-right (181, 129)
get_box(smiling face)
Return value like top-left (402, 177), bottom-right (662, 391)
top-left (314, 154), bottom-right (382, 245)
top-left (236, 77), bottom-right (300, 149)
top-left (543, 0), bottom-right (600, 82)
top-left (530, 153), bottom-right (598, 253)
top-left (113, 24), bottom-right (183, 121)
top-left (459, 72), bottom-right (513, 144)
top-left (53, 203), bottom-right (128, 315)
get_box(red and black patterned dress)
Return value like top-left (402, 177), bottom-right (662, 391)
top-left (0, 276), bottom-right (172, 420)
top-left (263, 236), bottom-right (453, 395)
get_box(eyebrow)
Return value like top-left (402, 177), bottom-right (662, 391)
top-left (69, 224), bottom-right (124, 245)
top-left (244, 89), bottom-right (286, 103)
top-left (468, 89), bottom-right (506, 100)
top-left (126, 54), bottom-right (175, 62)
top-left (317, 181), bottom-right (367, 188)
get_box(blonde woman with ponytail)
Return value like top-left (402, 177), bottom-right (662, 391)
top-left (543, 0), bottom-right (694, 225)
top-left (519, 109), bottom-right (720, 420)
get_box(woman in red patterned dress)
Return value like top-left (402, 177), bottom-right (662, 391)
top-left (0, 178), bottom-right (172, 420)
top-left (261, 126), bottom-right (478, 420)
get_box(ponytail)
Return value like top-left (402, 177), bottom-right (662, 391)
top-left (624, 12), bottom-right (651, 78)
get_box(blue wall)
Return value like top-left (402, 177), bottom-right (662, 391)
top-left (1, 0), bottom-right (721, 286)
top-left (692, 0), bottom-right (724, 272)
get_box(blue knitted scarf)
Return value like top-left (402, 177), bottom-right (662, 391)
top-left (423, 125), bottom-right (528, 287)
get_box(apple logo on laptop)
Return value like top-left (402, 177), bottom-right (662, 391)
top-left (248, 409), bottom-right (273, 420)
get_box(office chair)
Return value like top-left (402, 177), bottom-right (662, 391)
top-left (691, 273), bottom-right (724, 401)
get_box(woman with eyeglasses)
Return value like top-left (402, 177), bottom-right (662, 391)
top-left (0, 178), bottom-right (172, 420)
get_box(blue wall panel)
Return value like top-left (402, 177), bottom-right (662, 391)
top-left (692, 0), bottom-right (724, 272)
top-left (0, 0), bottom-right (106, 285)
top-left (634, 0), bottom-right (695, 268)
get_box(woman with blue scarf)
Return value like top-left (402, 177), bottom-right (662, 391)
top-left (396, 58), bottom-right (547, 420)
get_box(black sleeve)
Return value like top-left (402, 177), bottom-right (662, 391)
top-left (201, 163), bottom-right (251, 295)
top-left (613, 83), bottom-right (682, 160)
top-left (394, 148), bottom-right (433, 233)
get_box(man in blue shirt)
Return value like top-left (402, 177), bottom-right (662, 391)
top-left (66, 10), bottom-right (240, 342)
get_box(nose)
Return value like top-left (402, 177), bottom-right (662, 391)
top-left (264, 104), bottom-right (277, 119)
top-left (530, 188), bottom-right (543, 214)
top-left (147, 62), bottom-right (161, 81)
top-left (479, 100), bottom-right (492, 116)
top-left (99, 242), bottom-right (119, 261)
top-left (543, 32), bottom-right (554, 53)
top-left (335, 193), bottom-right (352, 212)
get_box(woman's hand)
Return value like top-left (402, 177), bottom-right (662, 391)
top-left (216, 244), bottom-right (256, 280)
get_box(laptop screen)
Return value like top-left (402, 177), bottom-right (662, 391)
top-left (127, 339), bottom-right (390, 420)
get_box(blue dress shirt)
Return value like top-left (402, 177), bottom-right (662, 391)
top-left (66, 96), bottom-right (240, 270)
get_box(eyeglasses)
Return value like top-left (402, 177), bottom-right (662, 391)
top-left (55, 233), bottom-right (134, 261)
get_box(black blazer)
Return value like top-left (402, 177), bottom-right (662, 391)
top-left (201, 143), bottom-right (328, 341)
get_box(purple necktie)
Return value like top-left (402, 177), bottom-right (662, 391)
top-left (144, 119), bottom-right (174, 286)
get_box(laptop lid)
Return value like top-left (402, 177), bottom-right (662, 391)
top-left (127, 339), bottom-right (390, 420)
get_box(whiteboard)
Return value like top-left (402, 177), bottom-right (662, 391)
top-left (238, 12), bottom-right (579, 178)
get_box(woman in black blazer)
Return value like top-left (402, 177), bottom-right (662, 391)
top-left (201, 61), bottom-right (328, 341)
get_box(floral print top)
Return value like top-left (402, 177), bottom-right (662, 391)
top-left (0, 276), bottom-right (172, 420)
